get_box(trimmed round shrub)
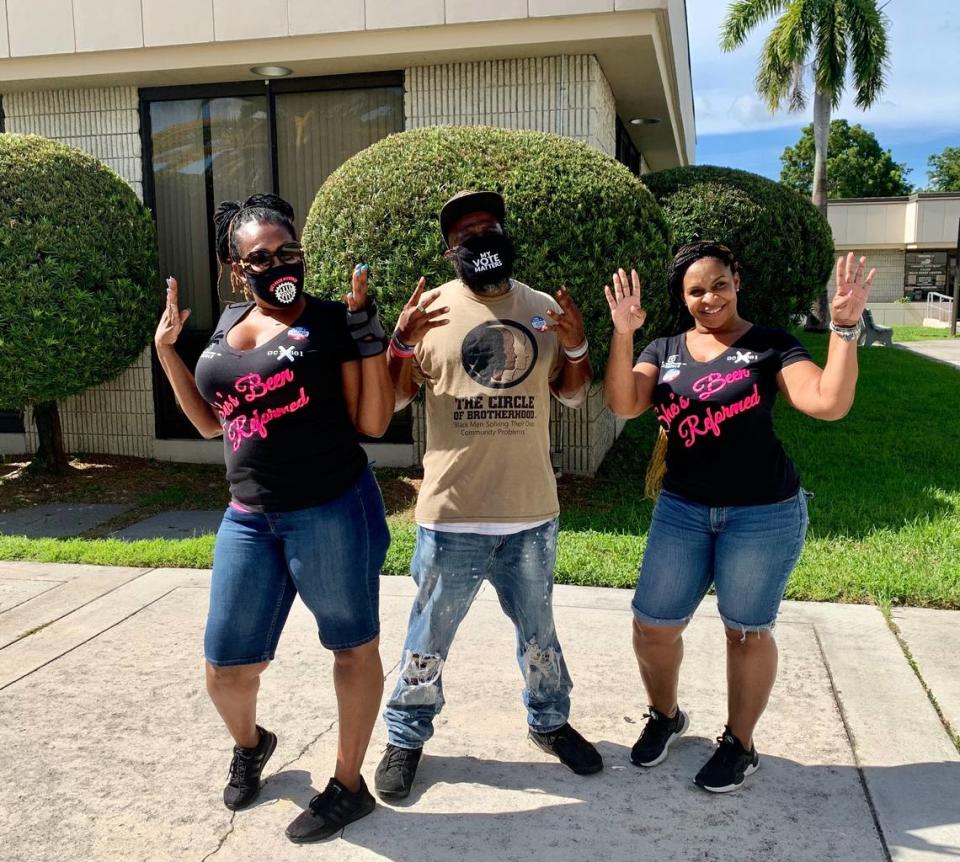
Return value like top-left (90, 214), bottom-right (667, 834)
top-left (303, 126), bottom-right (672, 370)
top-left (643, 165), bottom-right (834, 327)
top-left (0, 134), bottom-right (161, 408)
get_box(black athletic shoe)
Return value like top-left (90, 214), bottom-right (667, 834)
top-left (222, 725), bottom-right (277, 811)
top-left (694, 727), bottom-right (760, 793)
top-left (374, 744), bottom-right (423, 800)
top-left (285, 776), bottom-right (376, 843)
top-left (528, 723), bottom-right (603, 775)
top-left (630, 706), bottom-right (690, 767)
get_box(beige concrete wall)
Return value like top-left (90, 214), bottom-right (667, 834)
top-left (829, 194), bottom-right (960, 250)
top-left (0, 0), bottom-right (668, 54)
top-left (826, 248), bottom-right (905, 304)
top-left (828, 200), bottom-right (906, 249)
top-left (405, 55), bottom-right (616, 156)
top-left (3, 86), bottom-right (157, 459)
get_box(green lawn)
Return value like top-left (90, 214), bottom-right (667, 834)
top-left (1, 334), bottom-right (958, 608)
top-left (893, 325), bottom-right (954, 341)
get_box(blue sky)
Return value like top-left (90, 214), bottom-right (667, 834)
top-left (690, 0), bottom-right (960, 188)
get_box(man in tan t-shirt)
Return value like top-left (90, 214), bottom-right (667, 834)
top-left (375, 190), bottom-right (603, 801)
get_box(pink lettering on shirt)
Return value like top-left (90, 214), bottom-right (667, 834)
top-left (691, 368), bottom-right (751, 400)
top-left (226, 387), bottom-right (311, 451)
top-left (676, 384), bottom-right (761, 447)
top-left (652, 393), bottom-right (691, 430)
top-left (234, 368), bottom-right (296, 402)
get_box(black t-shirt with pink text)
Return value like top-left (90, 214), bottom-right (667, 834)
top-left (194, 297), bottom-right (366, 512)
top-left (638, 326), bottom-right (811, 507)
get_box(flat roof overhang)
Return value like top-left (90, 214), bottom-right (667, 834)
top-left (0, 10), bottom-right (693, 170)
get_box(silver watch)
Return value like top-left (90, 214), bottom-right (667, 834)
top-left (829, 319), bottom-right (862, 342)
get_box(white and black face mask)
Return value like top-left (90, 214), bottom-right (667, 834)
top-left (447, 232), bottom-right (516, 290)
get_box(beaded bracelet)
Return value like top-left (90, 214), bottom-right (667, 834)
top-left (389, 333), bottom-right (416, 359)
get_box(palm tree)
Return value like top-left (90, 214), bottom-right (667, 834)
top-left (721, 0), bottom-right (890, 329)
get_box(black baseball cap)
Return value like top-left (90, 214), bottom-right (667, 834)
top-left (439, 190), bottom-right (505, 246)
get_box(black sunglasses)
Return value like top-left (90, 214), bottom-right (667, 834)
top-left (238, 241), bottom-right (304, 273)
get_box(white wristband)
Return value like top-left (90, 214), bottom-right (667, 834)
top-left (564, 339), bottom-right (589, 360)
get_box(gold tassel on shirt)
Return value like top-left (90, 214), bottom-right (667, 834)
top-left (644, 427), bottom-right (668, 501)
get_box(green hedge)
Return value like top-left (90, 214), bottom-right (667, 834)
top-left (302, 126), bottom-right (672, 369)
top-left (0, 134), bottom-right (161, 409)
top-left (643, 165), bottom-right (834, 328)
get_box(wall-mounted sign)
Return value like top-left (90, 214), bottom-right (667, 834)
top-left (904, 251), bottom-right (948, 299)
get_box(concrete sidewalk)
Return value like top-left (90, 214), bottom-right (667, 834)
top-left (897, 339), bottom-right (960, 370)
top-left (2, 562), bottom-right (958, 862)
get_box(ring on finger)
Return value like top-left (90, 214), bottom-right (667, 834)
top-left (416, 303), bottom-right (427, 313)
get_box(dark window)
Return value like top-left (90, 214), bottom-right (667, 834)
top-left (615, 117), bottom-right (642, 176)
top-left (141, 74), bottom-right (409, 441)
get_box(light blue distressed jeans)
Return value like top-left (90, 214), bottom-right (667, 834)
top-left (383, 519), bottom-right (573, 749)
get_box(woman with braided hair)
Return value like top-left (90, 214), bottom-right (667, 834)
top-left (603, 241), bottom-right (875, 793)
top-left (154, 193), bottom-right (393, 842)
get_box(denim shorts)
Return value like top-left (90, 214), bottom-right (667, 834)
top-left (205, 466), bottom-right (390, 665)
top-left (632, 488), bottom-right (809, 633)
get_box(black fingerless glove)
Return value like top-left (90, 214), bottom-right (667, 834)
top-left (346, 298), bottom-right (388, 358)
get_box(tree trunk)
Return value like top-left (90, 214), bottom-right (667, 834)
top-left (805, 88), bottom-right (832, 331)
top-left (31, 400), bottom-right (70, 474)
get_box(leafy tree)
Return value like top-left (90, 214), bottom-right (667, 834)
top-left (721, 0), bottom-right (891, 328)
top-left (926, 146), bottom-right (960, 192)
top-left (0, 135), bottom-right (161, 472)
top-left (781, 120), bottom-right (911, 197)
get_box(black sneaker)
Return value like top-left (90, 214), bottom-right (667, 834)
top-left (285, 776), bottom-right (376, 843)
top-left (222, 725), bottom-right (277, 811)
top-left (630, 706), bottom-right (689, 767)
top-left (374, 744), bottom-right (423, 800)
top-left (694, 727), bottom-right (760, 793)
top-left (528, 723), bottom-right (603, 775)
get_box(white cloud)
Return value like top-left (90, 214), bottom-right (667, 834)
top-left (687, 0), bottom-right (960, 138)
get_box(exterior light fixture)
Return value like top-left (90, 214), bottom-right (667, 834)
top-left (630, 117), bottom-right (661, 125)
top-left (250, 65), bottom-right (292, 78)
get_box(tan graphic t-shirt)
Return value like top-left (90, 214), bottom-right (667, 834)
top-left (413, 279), bottom-right (565, 525)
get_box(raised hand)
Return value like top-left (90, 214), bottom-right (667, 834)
top-left (832, 252), bottom-right (877, 327)
top-left (604, 268), bottom-right (647, 335)
top-left (155, 277), bottom-right (191, 347)
top-left (543, 286), bottom-right (587, 349)
top-left (344, 263), bottom-right (370, 312)
top-left (394, 277), bottom-right (450, 345)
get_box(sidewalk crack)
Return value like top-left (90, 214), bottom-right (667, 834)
top-left (881, 608), bottom-right (960, 754)
top-left (199, 812), bottom-right (236, 862)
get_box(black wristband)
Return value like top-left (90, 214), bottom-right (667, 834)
top-left (346, 298), bottom-right (388, 358)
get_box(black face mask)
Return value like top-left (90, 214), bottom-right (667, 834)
top-left (448, 232), bottom-right (516, 290)
top-left (243, 261), bottom-right (305, 308)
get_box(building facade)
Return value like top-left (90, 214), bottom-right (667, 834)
top-left (827, 193), bottom-right (960, 326)
top-left (0, 0), bottom-right (695, 473)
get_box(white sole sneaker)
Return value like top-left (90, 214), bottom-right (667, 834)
top-left (695, 759), bottom-right (760, 793)
top-left (633, 708), bottom-right (690, 768)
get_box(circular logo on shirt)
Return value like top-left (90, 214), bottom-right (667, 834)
top-left (531, 315), bottom-right (548, 332)
top-left (461, 320), bottom-right (539, 389)
top-left (288, 326), bottom-right (309, 342)
top-left (663, 368), bottom-right (681, 382)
